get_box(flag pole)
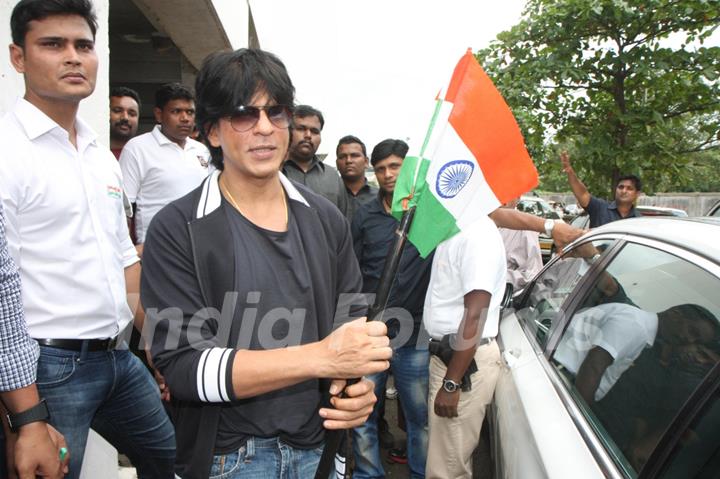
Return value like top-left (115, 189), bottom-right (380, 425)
top-left (314, 206), bottom-right (417, 479)
top-left (316, 71), bottom-right (441, 479)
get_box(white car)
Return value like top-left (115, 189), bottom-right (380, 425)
top-left (490, 217), bottom-right (720, 479)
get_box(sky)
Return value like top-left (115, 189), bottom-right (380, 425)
top-left (249, 0), bottom-right (527, 158)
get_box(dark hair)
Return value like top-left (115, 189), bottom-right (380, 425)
top-left (195, 48), bottom-right (295, 171)
top-left (110, 86), bottom-right (141, 109)
top-left (667, 304), bottom-right (720, 341)
top-left (155, 83), bottom-right (194, 110)
top-left (370, 139), bottom-right (409, 167)
top-left (11, 0), bottom-right (97, 47)
top-left (294, 105), bottom-right (324, 130)
top-left (336, 135), bottom-right (367, 157)
top-left (617, 174), bottom-right (642, 191)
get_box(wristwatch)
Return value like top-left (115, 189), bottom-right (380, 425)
top-left (544, 219), bottom-right (556, 237)
top-left (6, 399), bottom-right (50, 432)
top-left (442, 378), bottom-right (462, 393)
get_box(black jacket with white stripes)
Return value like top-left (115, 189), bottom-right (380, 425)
top-left (141, 170), bottom-right (363, 479)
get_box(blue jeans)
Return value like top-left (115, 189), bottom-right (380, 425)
top-left (209, 437), bottom-right (327, 479)
top-left (352, 346), bottom-right (429, 479)
top-left (35, 346), bottom-right (176, 479)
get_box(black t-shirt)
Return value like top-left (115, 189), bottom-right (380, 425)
top-left (215, 198), bottom-right (324, 453)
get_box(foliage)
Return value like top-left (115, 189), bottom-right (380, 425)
top-left (477, 0), bottom-right (720, 195)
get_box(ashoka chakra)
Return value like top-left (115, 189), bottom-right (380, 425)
top-left (435, 160), bottom-right (475, 199)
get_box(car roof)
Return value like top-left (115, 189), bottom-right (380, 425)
top-left (636, 205), bottom-right (687, 216)
top-left (586, 216), bottom-right (720, 261)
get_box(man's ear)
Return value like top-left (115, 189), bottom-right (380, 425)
top-left (206, 123), bottom-right (221, 148)
top-left (153, 107), bottom-right (163, 124)
top-left (9, 43), bottom-right (25, 74)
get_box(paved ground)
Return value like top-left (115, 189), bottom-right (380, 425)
top-left (374, 379), bottom-right (493, 479)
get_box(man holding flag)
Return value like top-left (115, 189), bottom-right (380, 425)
top-left (386, 50), bottom-right (582, 477)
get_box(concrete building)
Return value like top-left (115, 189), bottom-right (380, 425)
top-left (0, 0), bottom-right (256, 141)
top-left (0, 1), bottom-right (256, 476)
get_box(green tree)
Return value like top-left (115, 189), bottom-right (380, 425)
top-left (477, 0), bottom-right (720, 196)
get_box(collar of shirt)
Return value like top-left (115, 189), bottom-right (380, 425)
top-left (14, 98), bottom-right (97, 153)
top-left (285, 155), bottom-right (324, 174)
top-left (608, 200), bottom-right (639, 216)
top-left (366, 193), bottom-right (393, 216)
top-left (151, 124), bottom-right (191, 150)
top-left (346, 179), bottom-right (371, 197)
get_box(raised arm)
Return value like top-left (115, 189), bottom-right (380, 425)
top-left (560, 151), bottom-right (591, 208)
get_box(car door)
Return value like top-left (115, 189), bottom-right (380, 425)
top-left (544, 237), bottom-right (720, 478)
top-left (493, 236), bottom-right (620, 479)
top-left (495, 233), bottom-right (720, 478)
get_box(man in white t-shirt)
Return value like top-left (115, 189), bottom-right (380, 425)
top-left (555, 302), bottom-right (718, 404)
top-left (0, 1), bottom-right (175, 477)
top-left (119, 82), bottom-right (210, 254)
top-left (423, 215), bottom-right (507, 479)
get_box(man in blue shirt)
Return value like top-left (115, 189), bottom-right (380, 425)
top-left (351, 139), bottom-right (431, 479)
top-left (561, 151), bottom-right (642, 227)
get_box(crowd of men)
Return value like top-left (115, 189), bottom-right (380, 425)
top-left (0, 1), bottom-right (655, 478)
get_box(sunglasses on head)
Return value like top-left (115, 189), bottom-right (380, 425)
top-left (228, 105), bottom-right (292, 132)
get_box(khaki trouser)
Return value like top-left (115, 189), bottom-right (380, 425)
top-left (426, 340), bottom-right (502, 479)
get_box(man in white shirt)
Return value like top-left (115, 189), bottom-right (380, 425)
top-left (498, 197), bottom-right (543, 291)
top-left (119, 82), bottom-right (210, 254)
top-left (0, 1), bottom-right (175, 477)
top-left (555, 302), bottom-right (718, 404)
top-left (423, 216), bottom-right (507, 479)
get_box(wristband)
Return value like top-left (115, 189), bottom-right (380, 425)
top-left (6, 399), bottom-right (50, 432)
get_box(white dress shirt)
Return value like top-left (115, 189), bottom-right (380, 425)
top-left (498, 227), bottom-right (543, 291)
top-left (0, 98), bottom-right (139, 339)
top-left (423, 215), bottom-right (507, 340)
top-left (554, 302), bottom-right (657, 401)
top-left (119, 125), bottom-right (210, 243)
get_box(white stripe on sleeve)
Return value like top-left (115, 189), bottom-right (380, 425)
top-left (196, 347), bottom-right (233, 402)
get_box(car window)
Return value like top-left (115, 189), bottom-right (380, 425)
top-left (515, 239), bottom-right (616, 348)
top-left (658, 389), bottom-right (720, 478)
top-left (571, 214), bottom-right (589, 230)
top-left (711, 203), bottom-right (720, 217)
top-left (549, 242), bottom-right (720, 476)
top-left (517, 199), bottom-right (541, 216)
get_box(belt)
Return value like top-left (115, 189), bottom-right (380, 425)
top-left (429, 336), bottom-right (495, 347)
top-left (35, 337), bottom-right (118, 352)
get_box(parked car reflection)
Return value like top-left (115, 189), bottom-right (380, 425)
top-left (491, 217), bottom-right (720, 479)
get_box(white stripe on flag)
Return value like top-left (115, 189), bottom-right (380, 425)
top-left (424, 105), bottom-right (501, 224)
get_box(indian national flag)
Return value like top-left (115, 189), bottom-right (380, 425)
top-left (392, 49), bottom-right (539, 257)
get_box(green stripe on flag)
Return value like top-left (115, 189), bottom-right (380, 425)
top-left (392, 157), bottom-right (458, 258)
top-left (408, 183), bottom-right (459, 258)
top-left (391, 156), bottom-right (422, 213)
